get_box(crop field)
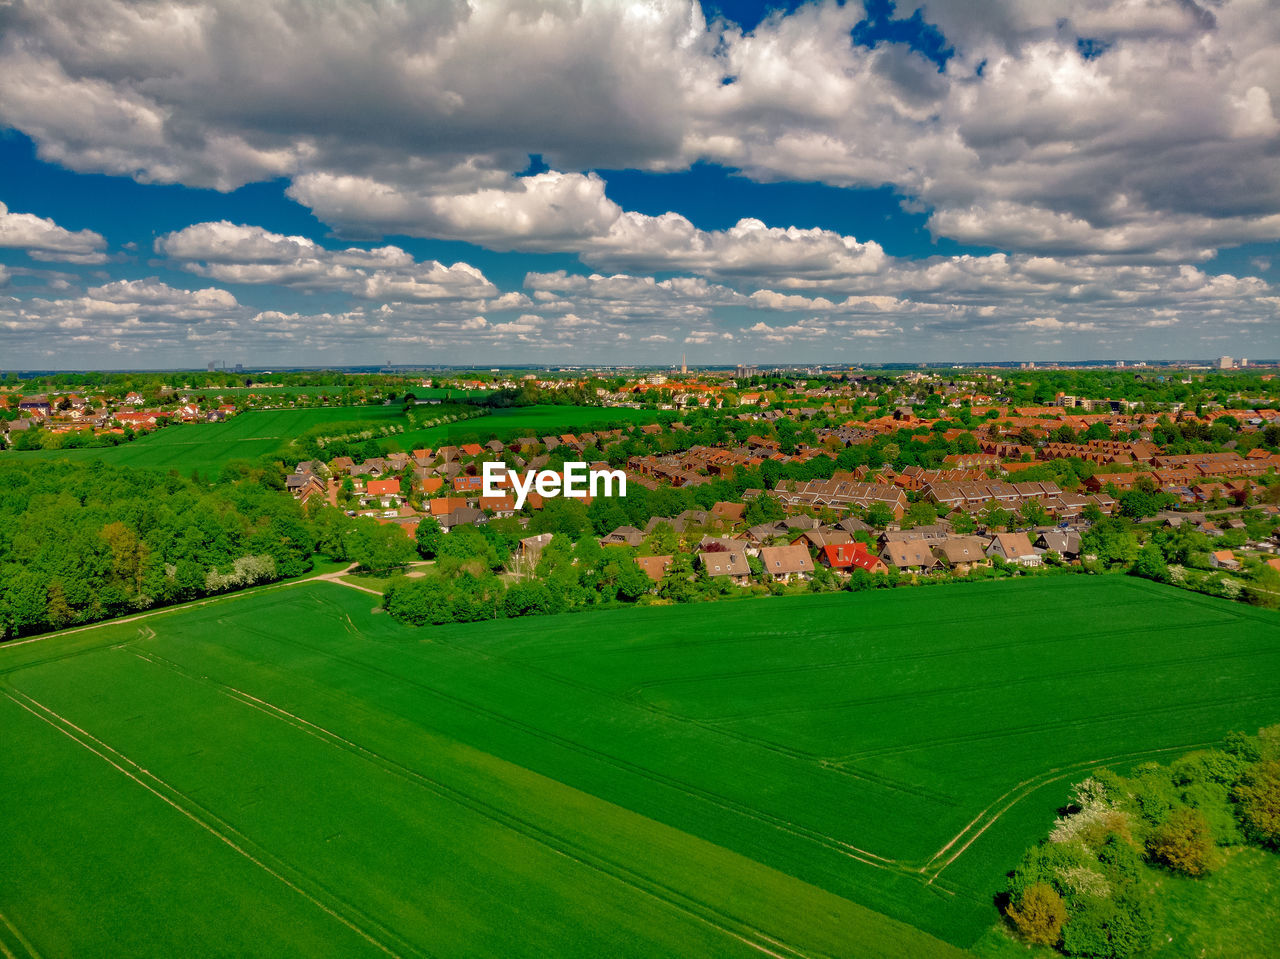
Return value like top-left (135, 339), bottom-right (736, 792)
top-left (5, 407), bottom-right (404, 473)
top-left (183, 385), bottom-right (349, 399)
top-left (2, 576), bottom-right (1277, 957)
top-left (402, 403), bottom-right (661, 448)
top-left (5, 404), bottom-right (658, 474)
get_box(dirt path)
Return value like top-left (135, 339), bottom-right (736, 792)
top-left (313, 565), bottom-right (384, 597)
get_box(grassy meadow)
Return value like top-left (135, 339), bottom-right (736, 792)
top-left (1, 576), bottom-right (1276, 957)
top-left (5, 403), bottom-right (660, 474)
top-left (401, 403), bottom-right (660, 448)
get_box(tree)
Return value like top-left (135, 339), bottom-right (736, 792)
top-left (864, 502), bottom-right (894, 528)
top-left (349, 521), bottom-right (415, 573)
top-left (902, 500), bottom-right (938, 529)
top-left (1118, 487), bottom-right (1166, 520)
top-left (642, 521), bottom-right (678, 556)
top-left (744, 493), bottom-right (784, 525)
top-left (616, 560), bottom-right (654, 602)
top-left (1131, 542), bottom-right (1168, 582)
top-left (981, 504), bottom-right (1013, 532)
top-left (1145, 807), bottom-right (1214, 875)
top-left (1081, 517), bottom-right (1140, 567)
top-left (1018, 499), bottom-right (1049, 528)
top-left (415, 516), bottom-right (443, 559)
top-left (1005, 882), bottom-right (1065, 946)
top-left (1234, 760), bottom-right (1280, 848)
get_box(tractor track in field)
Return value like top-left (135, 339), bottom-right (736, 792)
top-left (836, 690), bottom-right (1280, 764)
top-left (918, 740), bottom-right (1219, 884)
top-left (423, 631), bottom-right (960, 808)
top-left (214, 620), bottom-right (915, 875)
top-left (0, 909), bottom-right (42, 959)
top-left (1, 685), bottom-right (418, 959)
top-left (122, 648), bottom-right (835, 959)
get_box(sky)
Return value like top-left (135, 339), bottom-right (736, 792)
top-left (0, 0), bottom-right (1278, 370)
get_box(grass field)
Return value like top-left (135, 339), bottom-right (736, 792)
top-left (4, 403), bottom-right (659, 474)
top-left (184, 385), bottom-right (346, 398)
top-left (4, 407), bottom-right (403, 473)
top-left (2, 576), bottom-right (1277, 957)
top-left (401, 403), bottom-right (660, 448)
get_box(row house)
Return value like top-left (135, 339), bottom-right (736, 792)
top-left (773, 479), bottom-right (909, 519)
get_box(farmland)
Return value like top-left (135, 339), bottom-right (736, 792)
top-left (6, 403), bottom-right (660, 474)
top-left (2, 576), bottom-right (1277, 957)
top-left (5, 407), bottom-right (403, 473)
top-left (398, 402), bottom-right (661, 448)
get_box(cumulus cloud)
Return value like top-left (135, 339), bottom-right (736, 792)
top-left (2, 1), bottom-right (1279, 363)
top-left (0, 0), bottom-right (705, 190)
top-left (288, 171), bottom-right (624, 250)
top-left (1, 0), bottom-right (1276, 262)
top-left (157, 221), bottom-right (497, 301)
top-left (293, 172), bottom-right (890, 279)
top-left (0, 201), bottom-right (107, 263)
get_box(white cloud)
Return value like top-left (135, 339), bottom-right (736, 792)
top-left (0, 201), bottom-right (107, 263)
top-left (3, 0), bottom-right (1276, 261)
top-left (157, 221), bottom-right (497, 300)
top-left (289, 171), bottom-right (623, 250)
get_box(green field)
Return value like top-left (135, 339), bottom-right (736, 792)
top-left (4, 407), bottom-right (405, 472)
top-left (4, 404), bottom-right (659, 474)
top-left (401, 403), bottom-right (660, 448)
top-left (184, 385), bottom-right (345, 398)
top-left (2, 577), bottom-right (1277, 957)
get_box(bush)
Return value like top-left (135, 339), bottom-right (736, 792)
top-left (1145, 807), bottom-right (1214, 875)
top-left (1060, 889), bottom-right (1157, 959)
top-left (1233, 760), bottom-right (1280, 848)
top-left (1007, 882), bottom-right (1066, 946)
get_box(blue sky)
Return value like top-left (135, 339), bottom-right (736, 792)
top-left (1, 0), bottom-right (1277, 368)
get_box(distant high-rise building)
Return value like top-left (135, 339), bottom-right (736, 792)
top-left (1240, 358), bottom-right (1249, 367)
top-left (1218, 355), bottom-right (1234, 369)
top-left (735, 364), bottom-right (758, 378)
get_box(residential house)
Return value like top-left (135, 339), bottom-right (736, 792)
top-left (366, 478), bottom-right (401, 498)
top-left (710, 501), bottom-right (746, 526)
top-left (600, 525), bottom-right (645, 548)
top-left (1209, 549), bottom-right (1240, 570)
top-left (429, 496), bottom-right (472, 517)
top-left (932, 536), bottom-right (992, 573)
top-left (1035, 530), bottom-right (1081, 560)
top-left (791, 528), bottom-right (853, 550)
top-left (759, 544), bottom-right (815, 582)
top-left (517, 533), bottom-right (554, 565)
top-left (987, 531), bottom-right (1041, 567)
top-left (699, 547), bottom-right (752, 585)
top-left (881, 539), bottom-right (940, 572)
top-left (635, 555), bottom-right (674, 583)
top-left (478, 494), bottom-right (516, 517)
top-left (440, 506), bottom-right (486, 531)
top-left (820, 542), bottom-right (888, 575)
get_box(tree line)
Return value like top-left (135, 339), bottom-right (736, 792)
top-left (0, 460), bottom-right (431, 640)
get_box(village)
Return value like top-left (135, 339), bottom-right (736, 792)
top-left (268, 369), bottom-right (1280, 599)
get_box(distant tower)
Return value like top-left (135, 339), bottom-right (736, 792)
top-left (681, 352), bottom-right (687, 374)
